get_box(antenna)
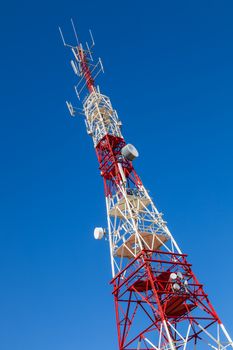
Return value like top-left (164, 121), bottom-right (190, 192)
top-left (59, 27), bottom-right (66, 46)
top-left (89, 29), bottom-right (95, 47)
top-left (71, 60), bottom-right (80, 76)
top-left (86, 41), bottom-right (93, 61)
top-left (59, 21), bottom-right (104, 99)
top-left (71, 18), bottom-right (79, 46)
top-left (99, 58), bottom-right (104, 73)
top-left (66, 101), bottom-right (76, 117)
top-left (59, 27), bottom-right (74, 48)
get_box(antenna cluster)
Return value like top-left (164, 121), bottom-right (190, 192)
top-left (59, 19), bottom-right (104, 117)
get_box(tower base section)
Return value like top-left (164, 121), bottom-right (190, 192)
top-left (111, 250), bottom-right (233, 350)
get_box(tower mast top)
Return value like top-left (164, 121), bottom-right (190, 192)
top-left (59, 19), bottom-right (104, 100)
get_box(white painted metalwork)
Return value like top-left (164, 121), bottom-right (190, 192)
top-left (83, 88), bottom-right (123, 146)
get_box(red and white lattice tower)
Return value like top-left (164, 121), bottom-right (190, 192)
top-left (59, 21), bottom-right (233, 350)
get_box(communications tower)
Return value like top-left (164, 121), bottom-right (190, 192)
top-left (59, 21), bottom-right (233, 350)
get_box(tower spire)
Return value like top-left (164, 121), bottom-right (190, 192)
top-left (59, 20), bottom-right (103, 100)
top-left (60, 21), bottom-right (233, 350)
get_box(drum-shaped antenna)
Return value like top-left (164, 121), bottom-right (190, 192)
top-left (121, 144), bottom-right (139, 161)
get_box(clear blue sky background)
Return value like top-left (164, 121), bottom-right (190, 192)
top-left (0, 0), bottom-right (232, 349)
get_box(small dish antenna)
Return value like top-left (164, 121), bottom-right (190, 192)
top-left (170, 272), bottom-right (177, 280)
top-left (94, 227), bottom-right (105, 240)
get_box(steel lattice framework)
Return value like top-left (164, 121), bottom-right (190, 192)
top-left (59, 22), bottom-right (233, 350)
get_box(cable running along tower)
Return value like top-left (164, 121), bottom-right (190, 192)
top-left (60, 22), bottom-right (233, 350)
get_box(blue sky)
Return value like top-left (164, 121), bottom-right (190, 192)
top-left (0, 0), bottom-right (233, 349)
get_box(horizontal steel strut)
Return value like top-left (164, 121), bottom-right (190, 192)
top-left (60, 21), bottom-right (233, 350)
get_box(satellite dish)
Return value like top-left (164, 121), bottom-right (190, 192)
top-left (121, 144), bottom-right (139, 161)
top-left (170, 273), bottom-right (177, 280)
top-left (177, 272), bottom-right (183, 280)
top-left (173, 283), bottom-right (181, 291)
top-left (94, 227), bottom-right (104, 240)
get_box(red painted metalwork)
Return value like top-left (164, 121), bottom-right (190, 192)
top-left (95, 134), bottom-right (141, 196)
top-left (111, 250), bottom-right (221, 350)
top-left (78, 47), bottom-right (95, 93)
